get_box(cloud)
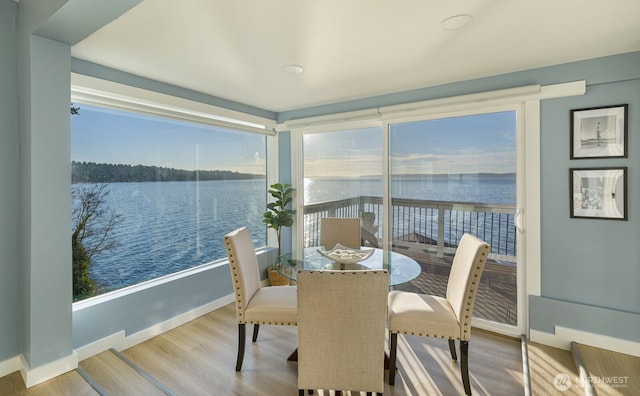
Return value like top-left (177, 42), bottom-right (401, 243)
top-left (304, 149), bottom-right (515, 178)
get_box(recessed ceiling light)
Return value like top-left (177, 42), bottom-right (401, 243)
top-left (283, 64), bottom-right (304, 74)
top-left (441, 14), bottom-right (473, 30)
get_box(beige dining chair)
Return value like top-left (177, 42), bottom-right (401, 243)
top-left (223, 227), bottom-right (297, 371)
top-left (387, 233), bottom-right (490, 395)
top-left (320, 217), bottom-right (361, 249)
top-left (297, 269), bottom-right (389, 396)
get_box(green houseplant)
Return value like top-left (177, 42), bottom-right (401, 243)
top-left (263, 183), bottom-right (296, 255)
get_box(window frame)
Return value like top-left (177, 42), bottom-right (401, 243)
top-left (290, 90), bottom-right (544, 337)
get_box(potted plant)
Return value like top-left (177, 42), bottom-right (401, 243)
top-left (263, 183), bottom-right (296, 286)
top-left (263, 183), bottom-right (296, 256)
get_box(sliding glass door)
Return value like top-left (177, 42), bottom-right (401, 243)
top-left (389, 111), bottom-right (520, 329)
top-left (296, 107), bottom-right (524, 334)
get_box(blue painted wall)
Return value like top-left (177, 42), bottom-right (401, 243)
top-left (72, 264), bottom-right (234, 348)
top-left (532, 73), bottom-right (640, 341)
top-left (0, 0), bottom-right (21, 364)
top-left (541, 79), bottom-right (639, 311)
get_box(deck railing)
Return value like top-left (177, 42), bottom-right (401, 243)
top-left (303, 196), bottom-right (516, 262)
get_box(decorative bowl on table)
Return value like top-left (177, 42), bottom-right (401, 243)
top-left (321, 262), bottom-right (369, 271)
top-left (317, 244), bottom-right (374, 264)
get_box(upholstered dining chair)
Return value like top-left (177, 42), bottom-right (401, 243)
top-left (223, 227), bottom-right (297, 371)
top-left (320, 217), bottom-right (361, 249)
top-left (387, 233), bottom-right (490, 395)
top-left (297, 269), bottom-right (389, 396)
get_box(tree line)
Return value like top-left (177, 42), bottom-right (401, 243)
top-left (72, 161), bottom-right (263, 184)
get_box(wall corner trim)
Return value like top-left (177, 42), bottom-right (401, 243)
top-left (19, 352), bottom-right (78, 388)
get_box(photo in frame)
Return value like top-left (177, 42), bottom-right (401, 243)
top-left (570, 104), bottom-right (628, 159)
top-left (570, 167), bottom-right (627, 220)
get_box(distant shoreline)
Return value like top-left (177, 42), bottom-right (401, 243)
top-left (71, 161), bottom-right (264, 184)
top-left (72, 161), bottom-right (515, 184)
top-left (309, 172), bottom-right (516, 181)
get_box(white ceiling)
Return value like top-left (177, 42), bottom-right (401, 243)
top-left (71, 0), bottom-right (640, 113)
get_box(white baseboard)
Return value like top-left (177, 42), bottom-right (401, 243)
top-left (76, 330), bottom-right (127, 361)
top-left (19, 352), bottom-right (78, 388)
top-left (4, 294), bottom-right (234, 388)
top-left (0, 355), bottom-right (21, 379)
top-left (120, 294), bottom-right (235, 351)
top-left (530, 326), bottom-right (640, 357)
top-left (0, 353), bottom-right (78, 387)
top-left (74, 293), bottom-right (235, 359)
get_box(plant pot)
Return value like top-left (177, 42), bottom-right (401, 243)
top-left (267, 266), bottom-right (291, 286)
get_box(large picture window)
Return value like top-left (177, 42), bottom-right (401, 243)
top-left (71, 103), bottom-right (268, 301)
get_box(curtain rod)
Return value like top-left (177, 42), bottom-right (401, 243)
top-left (72, 87), bottom-right (277, 136)
top-left (278, 82), bottom-right (585, 131)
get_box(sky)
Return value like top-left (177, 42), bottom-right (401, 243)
top-left (303, 111), bottom-right (516, 178)
top-left (72, 104), bottom-right (516, 177)
top-left (71, 104), bottom-right (267, 174)
top-left (390, 111), bottom-right (517, 175)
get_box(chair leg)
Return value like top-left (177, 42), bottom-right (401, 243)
top-left (298, 390), bottom-right (304, 396)
top-left (252, 324), bottom-right (260, 342)
top-left (388, 332), bottom-right (398, 385)
top-left (460, 340), bottom-right (471, 395)
top-left (235, 324), bottom-right (246, 371)
top-left (448, 339), bottom-right (457, 361)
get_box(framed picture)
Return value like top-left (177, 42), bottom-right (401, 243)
top-left (570, 167), bottom-right (627, 220)
top-left (570, 104), bottom-right (628, 159)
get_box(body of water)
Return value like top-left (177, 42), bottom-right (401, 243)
top-left (304, 176), bottom-right (517, 257)
top-left (76, 175), bottom-right (515, 294)
top-left (76, 179), bottom-right (267, 292)
top-left (305, 175), bottom-right (516, 205)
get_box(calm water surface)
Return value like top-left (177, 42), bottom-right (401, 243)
top-left (76, 176), bottom-right (515, 293)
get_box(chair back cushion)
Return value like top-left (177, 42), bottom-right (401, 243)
top-left (320, 217), bottom-right (361, 249)
top-left (446, 233), bottom-right (490, 340)
top-left (224, 227), bottom-right (262, 323)
top-left (297, 269), bottom-right (389, 393)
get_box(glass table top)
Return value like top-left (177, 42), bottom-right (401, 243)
top-left (273, 247), bottom-right (421, 287)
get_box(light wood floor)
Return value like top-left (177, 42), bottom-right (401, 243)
top-left (2, 303), bottom-right (526, 395)
top-left (575, 343), bottom-right (640, 396)
top-left (3, 303), bottom-right (637, 395)
top-left (527, 341), bottom-right (582, 396)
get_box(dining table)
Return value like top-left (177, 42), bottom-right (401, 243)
top-left (273, 246), bottom-right (422, 287)
top-left (273, 246), bottom-right (422, 367)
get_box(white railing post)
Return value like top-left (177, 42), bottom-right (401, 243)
top-left (437, 204), bottom-right (445, 258)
